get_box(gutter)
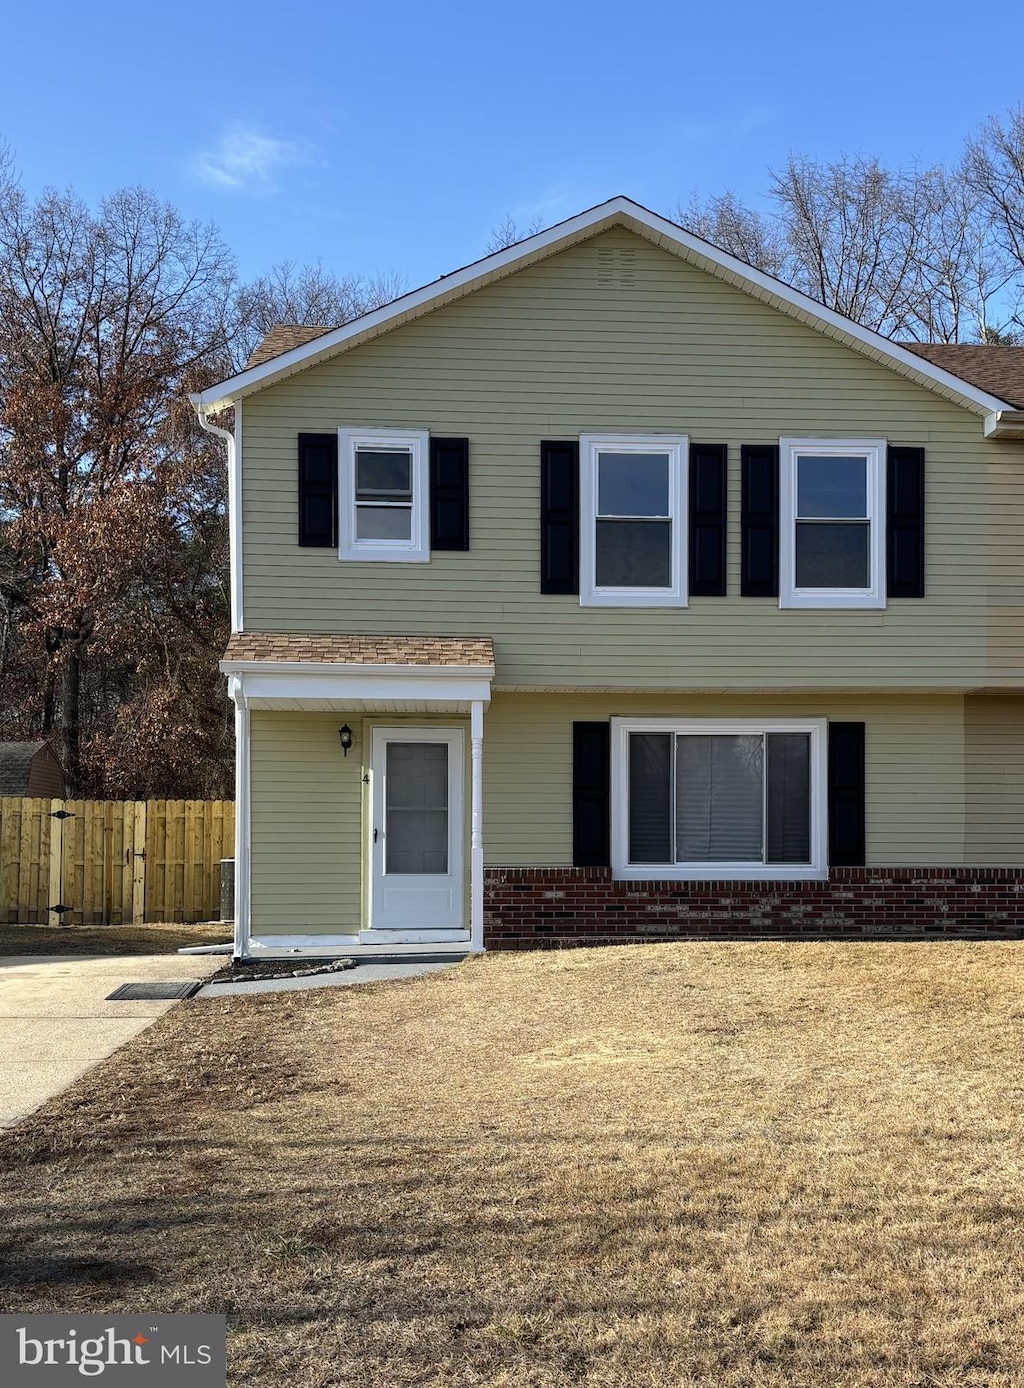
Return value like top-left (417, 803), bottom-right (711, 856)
top-left (984, 409), bottom-right (1024, 440)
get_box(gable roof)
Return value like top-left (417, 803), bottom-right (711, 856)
top-left (901, 343), bottom-right (1024, 411)
top-left (192, 196), bottom-right (1020, 427)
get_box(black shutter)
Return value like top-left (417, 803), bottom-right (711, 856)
top-left (740, 445), bottom-right (779, 596)
top-left (430, 437), bottom-right (469, 551)
top-left (297, 433), bottom-right (337, 547)
top-left (541, 440), bottom-right (580, 594)
top-left (828, 722), bottom-right (865, 867)
top-left (887, 446), bottom-right (925, 598)
top-left (573, 722), bottom-right (610, 867)
top-left (689, 443), bottom-right (727, 596)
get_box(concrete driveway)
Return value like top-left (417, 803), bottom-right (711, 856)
top-left (0, 954), bottom-right (222, 1128)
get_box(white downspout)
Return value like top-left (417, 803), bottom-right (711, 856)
top-left (195, 403), bottom-right (243, 634)
top-left (196, 400), bottom-right (248, 957)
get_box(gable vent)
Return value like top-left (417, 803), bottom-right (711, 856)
top-left (597, 246), bottom-right (636, 289)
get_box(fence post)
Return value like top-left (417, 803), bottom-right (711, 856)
top-left (47, 799), bottom-right (64, 928)
top-left (131, 801), bottom-right (147, 925)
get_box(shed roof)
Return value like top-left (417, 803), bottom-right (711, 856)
top-left (222, 633), bottom-right (495, 667)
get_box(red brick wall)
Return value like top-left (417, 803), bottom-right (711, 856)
top-left (483, 867), bottom-right (1024, 947)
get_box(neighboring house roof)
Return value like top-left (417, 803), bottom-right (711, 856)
top-left (901, 343), bottom-right (1024, 411)
top-left (245, 324), bottom-right (333, 369)
top-left (191, 196), bottom-right (1021, 428)
top-left (0, 740), bottom-right (65, 798)
top-left (222, 633), bottom-right (495, 667)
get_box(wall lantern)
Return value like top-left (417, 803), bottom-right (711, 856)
top-left (338, 724), bottom-right (354, 757)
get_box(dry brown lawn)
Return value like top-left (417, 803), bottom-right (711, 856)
top-left (2, 942), bottom-right (1024, 1386)
top-left (0, 921), bottom-right (231, 955)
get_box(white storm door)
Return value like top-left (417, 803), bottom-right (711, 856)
top-left (369, 728), bottom-right (464, 930)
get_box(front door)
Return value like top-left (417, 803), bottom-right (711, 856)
top-left (369, 727), bottom-right (464, 931)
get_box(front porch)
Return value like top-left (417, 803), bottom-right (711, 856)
top-left (221, 634), bottom-right (494, 961)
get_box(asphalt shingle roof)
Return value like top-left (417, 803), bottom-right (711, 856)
top-left (0, 741), bottom-right (46, 796)
top-left (223, 633), bottom-right (495, 667)
top-left (901, 343), bottom-right (1024, 410)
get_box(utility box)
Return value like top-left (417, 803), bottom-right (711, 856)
top-left (219, 858), bottom-right (235, 922)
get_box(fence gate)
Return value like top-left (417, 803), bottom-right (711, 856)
top-left (0, 798), bottom-right (234, 926)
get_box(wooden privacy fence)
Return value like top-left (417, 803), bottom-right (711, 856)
top-left (0, 799), bottom-right (235, 926)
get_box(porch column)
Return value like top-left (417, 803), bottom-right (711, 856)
top-left (229, 675), bottom-right (251, 959)
top-left (470, 699), bottom-right (485, 951)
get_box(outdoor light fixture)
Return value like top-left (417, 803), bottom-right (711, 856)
top-left (338, 724), bottom-right (354, 757)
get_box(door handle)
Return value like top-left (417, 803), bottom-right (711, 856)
top-left (373, 828), bottom-right (379, 843)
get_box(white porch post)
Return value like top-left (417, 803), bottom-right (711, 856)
top-left (470, 699), bottom-right (485, 951)
top-left (230, 675), bottom-right (251, 959)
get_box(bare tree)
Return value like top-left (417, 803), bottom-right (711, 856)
top-left (679, 152), bottom-right (1022, 343)
top-left (676, 191), bottom-right (791, 278)
top-left (485, 213), bottom-right (544, 254)
top-left (964, 107), bottom-right (1024, 330)
top-left (235, 260), bottom-right (404, 369)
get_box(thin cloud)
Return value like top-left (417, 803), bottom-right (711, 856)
top-left (191, 125), bottom-right (308, 193)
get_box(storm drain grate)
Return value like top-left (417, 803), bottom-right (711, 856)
top-left (106, 981), bottom-right (204, 1002)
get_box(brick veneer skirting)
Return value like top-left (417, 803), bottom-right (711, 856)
top-left (483, 867), bottom-right (1024, 947)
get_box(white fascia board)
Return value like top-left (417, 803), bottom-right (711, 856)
top-left (233, 668), bottom-right (492, 707)
top-left (219, 660), bottom-right (494, 679)
top-left (984, 409), bottom-right (1024, 439)
top-left (189, 195), bottom-right (1014, 419)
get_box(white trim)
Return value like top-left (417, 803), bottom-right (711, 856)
top-left (220, 659), bottom-right (494, 679)
top-left (189, 197), bottom-right (1014, 420)
top-left (229, 676), bottom-right (252, 959)
top-left (368, 726), bottom-right (464, 931)
top-left (985, 409), bottom-right (1024, 439)
top-left (779, 438), bottom-right (886, 610)
top-left (231, 404), bottom-right (243, 630)
top-left (610, 716), bottom-right (828, 882)
top-left (579, 433), bottom-right (688, 607)
top-left (338, 428), bottom-right (430, 563)
top-left (470, 700), bottom-right (484, 952)
top-left (247, 935), bottom-right (472, 957)
top-left (230, 669), bottom-right (491, 708)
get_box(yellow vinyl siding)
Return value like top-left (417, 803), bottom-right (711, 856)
top-left (240, 227), bottom-right (1024, 691)
top-left (485, 692), bottom-right (965, 868)
top-left (249, 711), bottom-right (364, 933)
top-left (249, 710), bottom-right (471, 934)
top-left (964, 696), bottom-right (1024, 864)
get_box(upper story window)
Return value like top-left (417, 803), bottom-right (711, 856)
top-left (779, 438), bottom-right (886, 609)
top-left (338, 428), bottom-right (429, 562)
top-left (579, 434), bottom-right (688, 607)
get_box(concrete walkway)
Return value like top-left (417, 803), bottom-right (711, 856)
top-left (0, 954), bottom-right (222, 1129)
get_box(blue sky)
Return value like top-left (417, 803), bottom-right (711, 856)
top-left (1, 0), bottom-right (1021, 292)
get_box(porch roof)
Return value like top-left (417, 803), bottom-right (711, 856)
top-left (221, 632), bottom-right (494, 712)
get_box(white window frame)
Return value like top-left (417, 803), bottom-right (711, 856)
top-left (579, 433), bottom-right (688, 607)
top-left (610, 716), bottom-right (829, 882)
top-left (338, 428), bottom-right (430, 563)
top-left (779, 437), bottom-right (886, 610)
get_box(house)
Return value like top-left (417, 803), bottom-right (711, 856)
top-left (191, 197), bottom-right (1024, 960)
top-left (0, 741), bottom-right (66, 799)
